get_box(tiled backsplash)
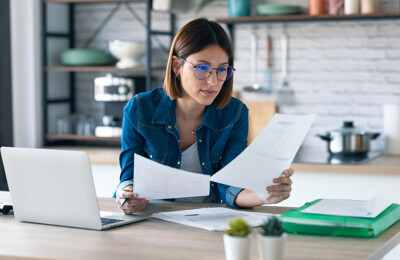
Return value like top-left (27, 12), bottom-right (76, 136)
top-left (71, 0), bottom-right (400, 151)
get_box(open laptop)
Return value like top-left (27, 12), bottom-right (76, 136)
top-left (0, 147), bottom-right (149, 230)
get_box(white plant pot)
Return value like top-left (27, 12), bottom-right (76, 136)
top-left (258, 233), bottom-right (286, 260)
top-left (223, 234), bottom-right (252, 260)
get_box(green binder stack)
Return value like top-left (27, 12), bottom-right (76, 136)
top-left (281, 199), bottom-right (400, 238)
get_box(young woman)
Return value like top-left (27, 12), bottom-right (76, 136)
top-left (115, 18), bottom-right (293, 214)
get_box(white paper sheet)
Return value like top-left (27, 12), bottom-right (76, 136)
top-left (152, 207), bottom-right (275, 231)
top-left (301, 198), bottom-right (392, 218)
top-left (133, 154), bottom-right (210, 200)
top-left (210, 113), bottom-right (316, 200)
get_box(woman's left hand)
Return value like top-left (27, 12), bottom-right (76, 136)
top-left (264, 169), bottom-right (294, 204)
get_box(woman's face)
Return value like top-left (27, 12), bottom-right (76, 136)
top-left (174, 44), bottom-right (229, 107)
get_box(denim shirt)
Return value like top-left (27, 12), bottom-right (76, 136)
top-left (116, 88), bottom-right (249, 208)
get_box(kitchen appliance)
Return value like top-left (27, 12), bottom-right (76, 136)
top-left (317, 121), bottom-right (380, 155)
top-left (94, 75), bottom-right (146, 138)
top-left (95, 115), bottom-right (122, 138)
top-left (95, 74), bottom-right (135, 101)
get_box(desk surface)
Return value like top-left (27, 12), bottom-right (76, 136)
top-left (0, 192), bottom-right (399, 260)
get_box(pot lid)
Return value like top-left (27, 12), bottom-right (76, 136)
top-left (330, 121), bottom-right (366, 134)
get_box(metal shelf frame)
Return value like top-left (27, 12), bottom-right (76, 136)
top-left (42, 0), bottom-right (175, 145)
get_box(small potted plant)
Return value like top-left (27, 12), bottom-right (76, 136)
top-left (258, 216), bottom-right (286, 260)
top-left (224, 218), bottom-right (252, 260)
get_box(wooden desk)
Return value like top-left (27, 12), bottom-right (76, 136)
top-left (0, 192), bottom-right (399, 260)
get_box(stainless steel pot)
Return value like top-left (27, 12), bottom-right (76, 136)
top-left (317, 121), bottom-right (380, 155)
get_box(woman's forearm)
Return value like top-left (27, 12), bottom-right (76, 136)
top-left (234, 189), bottom-right (265, 208)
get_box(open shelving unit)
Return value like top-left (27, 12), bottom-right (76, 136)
top-left (45, 65), bottom-right (165, 72)
top-left (42, 0), bottom-right (175, 145)
top-left (216, 12), bottom-right (400, 46)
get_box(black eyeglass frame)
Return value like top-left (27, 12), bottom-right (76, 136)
top-left (179, 57), bottom-right (235, 81)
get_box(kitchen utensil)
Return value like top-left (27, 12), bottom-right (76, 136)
top-left (309, 0), bottom-right (326, 15)
top-left (61, 49), bottom-right (115, 66)
top-left (262, 35), bottom-right (273, 93)
top-left (243, 32), bottom-right (262, 92)
top-left (317, 121), bottom-right (381, 155)
top-left (256, 5), bottom-right (302, 15)
top-left (277, 32), bottom-right (294, 106)
top-left (108, 40), bottom-right (146, 69)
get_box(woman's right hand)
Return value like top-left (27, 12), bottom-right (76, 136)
top-left (116, 186), bottom-right (149, 215)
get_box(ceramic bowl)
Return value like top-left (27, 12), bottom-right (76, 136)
top-left (108, 40), bottom-right (146, 69)
top-left (61, 49), bottom-right (115, 66)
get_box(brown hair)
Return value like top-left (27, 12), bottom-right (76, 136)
top-left (163, 18), bottom-right (234, 109)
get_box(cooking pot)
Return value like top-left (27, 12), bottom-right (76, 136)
top-left (317, 121), bottom-right (380, 155)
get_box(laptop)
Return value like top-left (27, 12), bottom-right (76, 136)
top-left (0, 147), bottom-right (149, 230)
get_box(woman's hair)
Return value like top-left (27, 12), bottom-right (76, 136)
top-left (163, 18), bottom-right (234, 109)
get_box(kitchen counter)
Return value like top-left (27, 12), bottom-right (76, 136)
top-left (292, 154), bottom-right (400, 175)
top-left (47, 146), bottom-right (121, 165)
top-left (47, 146), bottom-right (400, 175)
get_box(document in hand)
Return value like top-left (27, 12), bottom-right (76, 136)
top-left (281, 199), bottom-right (400, 238)
top-left (210, 113), bottom-right (316, 200)
top-left (133, 154), bottom-right (210, 200)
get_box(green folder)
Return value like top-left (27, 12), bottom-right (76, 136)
top-left (281, 199), bottom-right (400, 238)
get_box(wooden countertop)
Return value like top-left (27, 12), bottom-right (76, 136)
top-left (46, 146), bottom-right (400, 175)
top-left (46, 146), bottom-right (121, 165)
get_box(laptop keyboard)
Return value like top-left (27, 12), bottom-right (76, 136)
top-left (101, 217), bottom-right (124, 226)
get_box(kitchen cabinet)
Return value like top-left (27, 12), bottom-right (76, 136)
top-left (42, 0), bottom-right (175, 146)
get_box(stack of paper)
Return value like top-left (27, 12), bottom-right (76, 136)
top-left (152, 207), bottom-right (275, 231)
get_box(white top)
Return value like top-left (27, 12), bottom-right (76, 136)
top-left (176, 142), bottom-right (207, 203)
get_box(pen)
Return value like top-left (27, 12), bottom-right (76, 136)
top-left (120, 188), bottom-right (134, 207)
top-left (184, 214), bottom-right (199, 217)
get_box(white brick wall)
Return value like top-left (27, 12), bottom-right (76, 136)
top-left (73, 0), bottom-right (400, 151)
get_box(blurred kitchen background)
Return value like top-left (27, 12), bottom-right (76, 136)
top-left (3, 0), bottom-right (400, 199)
top-left (37, 0), bottom-right (400, 152)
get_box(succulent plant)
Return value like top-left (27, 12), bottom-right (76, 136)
top-left (225, 218), bottom-right (252, 237)
top-left (259, 216), bottom-right (284, 236)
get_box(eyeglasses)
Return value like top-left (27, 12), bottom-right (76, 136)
top-left (180, 58), bottom-right (235, 81)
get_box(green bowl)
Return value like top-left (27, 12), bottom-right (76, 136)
top-left (257, 5), bottom-right (302, 16)
top-left (61, 49), bottom-right (115, 66)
